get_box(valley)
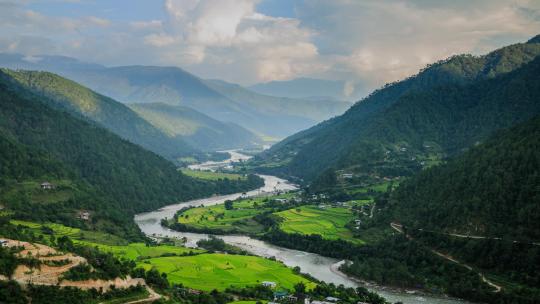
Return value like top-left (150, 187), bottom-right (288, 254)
top-left (0, 6), bottom-right (538, 303)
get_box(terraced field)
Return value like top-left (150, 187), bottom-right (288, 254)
top-left (180, 169), bottom-right (246, 181)
top-left (9, 220), bottom-right (315, 293)
top-left (274, 205), bottom-right (362, 244)
top-left (137, 253), bottom-right (314, 291)
top-left (177, 198), bottom-right (273, 234)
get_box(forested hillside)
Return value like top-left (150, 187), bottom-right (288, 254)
top-left (385, 115), bottom-right (540, 241)
top-left (0, 71), bottom-right (263, 239)
top-left (129, 102), bottom-right (261, 151)
top-left (252, 37), bottom-right (540, 182)
top-left (0, 69), bottom-right (198, 161)
top-left (0, 56), bottom-right (350, 138)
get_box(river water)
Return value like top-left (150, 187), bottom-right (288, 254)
top-left (135, 155), bottom-right (467, 304)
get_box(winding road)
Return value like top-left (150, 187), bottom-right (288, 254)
top-left (390, 223), bottom-right (502, 293)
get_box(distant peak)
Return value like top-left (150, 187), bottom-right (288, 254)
top-left (527, 34), bottom-right (540, 44)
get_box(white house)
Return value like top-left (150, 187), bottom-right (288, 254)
top-left (325, 297), bottom-right (339, 302)
top-left (40, 182), bottom-right (54, 190)
top-left (262, 281), bottom-right (277, 288)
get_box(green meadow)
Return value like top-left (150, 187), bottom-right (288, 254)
top-left (10, 220), bottom-right (314, 292)
top-left (180, 169), bottom-right (246, 181)
top-left (137, 253), bottom-right (314, 291)
top-left (177, 197), bottom-right (272, 234)
top-left (274, 205), bottom-right (362, 244)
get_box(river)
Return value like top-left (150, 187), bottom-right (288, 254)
top-left (135, 154), bottom-right (467, 304)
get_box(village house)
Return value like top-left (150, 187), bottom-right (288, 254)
top-left (341, 173), bottom-right (353, 179)
top-left (262, 281), bottom-right (277, 288)
top-left (325, 297), bottom-right (339, 302)
top-left (77, 211), bottom-right (90, 221)
top-left (40, 182), bottom-right (54, 190)
top-left (0, 239), bottom-right (9, 247)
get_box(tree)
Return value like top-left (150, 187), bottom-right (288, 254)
top-left (224, 200), bottom-right (234, 210)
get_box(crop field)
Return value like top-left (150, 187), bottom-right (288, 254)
top-left (180, 169), bottom-right (246, 181)
top-left (177, 198), bottom-right (273, 234)
top-left (137, 253), bottom-right (314, 291)
top-left (0, 180), bottom-right (76, 204)
top-left (11, 220), bottom-right (128, 246)
top-left (274, 206), bottom-right (362, 244)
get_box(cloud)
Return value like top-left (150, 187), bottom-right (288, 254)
top-left (296, 0), bottom-right (540, 87)
top-left (0, 0), bottom-right (539, 86)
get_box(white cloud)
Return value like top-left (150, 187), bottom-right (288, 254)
top-left (0, 0), bottom-right (539, 86)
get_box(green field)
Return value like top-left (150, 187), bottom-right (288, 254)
top-left (1, 180), bottom-right (76, 204)
top-left (9, 220), bottom-right (314, 292)
top-left (180, 169), bottom-right (246, 181)
top-left (274, 206), bottom-right (362, 244)
top-left (11, 220), bottom-right (128, 246)
top-left (177, 197), bottom-right (273, 234)
top-left (137, 253), bottom-right (314, 291)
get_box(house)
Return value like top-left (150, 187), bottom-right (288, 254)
top-left (40, 182), bottom-right (54, 190)
top-left (274, 291), bottom-right (288, 300)
top-left (77, 211), bottom-right (90, 221)
top-left (341, 173), bottom-right (353, 179)
top-left (262, 281), bottom-right (277, 288)
top-left (354, 219), bottom-right (362, 225)
top-left (0, 239), bottom-right (8, 247)
top-left (325, 297), bottom-right (339, 302)
top-left (274, 198), bottom-right (288, 203)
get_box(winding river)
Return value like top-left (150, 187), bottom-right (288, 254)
top-left (135, 155), bottom-right (468, 304)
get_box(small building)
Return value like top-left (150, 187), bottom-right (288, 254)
top-left (77, 211), bottom-right (90, 221)
top-left (274, 198), bottom-right (288, 203)
top-left (274, 291), bottom-right (288, 300)
top-left (40, 182), bottom-right (54, 190)
top-left (341, 173), bottom-right (353, 179)
top-left (262, 281), bottom-right (277, 288)
top-left (325, 297), bottom-right (339, 303)
top-left (354, 219), bottom-right (362, 225)
top-left (0, 239), bottom-right (9, 247)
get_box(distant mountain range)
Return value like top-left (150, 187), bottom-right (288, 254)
top-left (129, 102), bottom-right (261, 151)
top-left (0, 69), bottom-right (260, 163)
top-left (251, 35), bottom-right (540, 182)
top-left (249, 77), bottom-right (367, 101)
top-left (0, 54), bottom-right (351, 139)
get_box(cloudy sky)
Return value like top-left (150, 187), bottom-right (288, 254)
top-left (1, 0), bottom-right (540, 90)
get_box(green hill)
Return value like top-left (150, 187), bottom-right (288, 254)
top-left (129, 102), bottom-right (261, 151)
top-left (252, 37), bottom-right (540, 182)
top-left (386, 115), bottom-right (540, 241)
top-left (0, 69), bottom-right (198, 161)
top-left (0, 56), bottom-right (351, 138)
top-left (0, 70), bottom-right (262, 239)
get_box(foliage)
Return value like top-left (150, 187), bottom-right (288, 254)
top-left (252, 38), bottom-right (540, 182)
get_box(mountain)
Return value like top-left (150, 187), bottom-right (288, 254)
top-left (251, 37), bottom-right (540, 182)
top-left (0, 68), bottom-right (199, 161)
top-left (249, 77), bottom-right (366, 101)
top-left (129, 102), bottom-right (261, 151)
top-left (387, 114), bottom-right (540, 241)
top-left (0, 55), bottom-right (350, 138)
top-left (0, 69), bottom-right (262, 239)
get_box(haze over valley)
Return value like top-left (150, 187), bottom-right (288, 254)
top-left (0, 1), bottom-right (539, 304)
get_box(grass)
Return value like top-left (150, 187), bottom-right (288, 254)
top-left (9, 220), bottom-right (316, 292)
top-left (180, 169), bottom-right (246, 181)
top-left (137, 253), bottom-right (314, 291)
top-left (177, 197), bottom-right (274, 234)
top-left (11, 220), bottom-right (127, 246)
top-left (274, 205), bottom-right (362, 244)
top-left (1, 180), bottom-right (76, 204)
top-left (90, 242), bottom-right (203, 260)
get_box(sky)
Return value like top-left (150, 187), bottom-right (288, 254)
top-left (1, 0), bottom-right (540, 92)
